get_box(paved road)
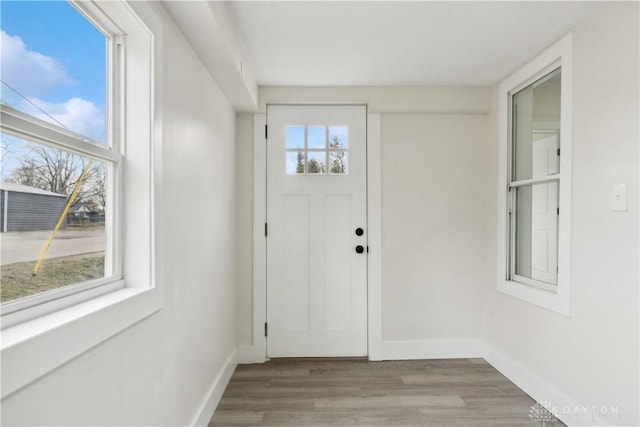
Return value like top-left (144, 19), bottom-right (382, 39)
top-left (0, 229), bottom-right (105, 265)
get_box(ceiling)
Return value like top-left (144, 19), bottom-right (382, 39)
top-left (228, 1), bottom-right (605, 87)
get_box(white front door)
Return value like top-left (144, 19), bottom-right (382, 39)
top-left (266, 105), bottom-right (367, 357)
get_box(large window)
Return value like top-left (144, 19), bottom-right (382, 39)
top-left (0, 1), bottom-right (120, 314)
top-left (497, 34), bottom-right (572, 315)
top-left (1, 0), bottom-right (160, 398)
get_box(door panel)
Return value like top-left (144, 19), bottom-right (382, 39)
top-left (324, 194), bottom-right (353, 330)
top-left (281, 194), bottom-right (310, 330)
top-left (267, 105), bottom-right (367, 357)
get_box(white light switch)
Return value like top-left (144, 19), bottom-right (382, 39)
top-left (611, 184), bottom-right (627, 211)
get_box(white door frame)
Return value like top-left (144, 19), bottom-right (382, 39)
top-left (240, 110), bottom-right (382, 363)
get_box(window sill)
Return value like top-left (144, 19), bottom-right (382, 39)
top-left (497, 279), bottom-right (570, 317)
top-left (511, 274), bottom-right (558, 293)
top-left (1, 287), bottom-right (161, 399)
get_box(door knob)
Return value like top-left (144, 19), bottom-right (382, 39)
top-left (355, 245), bottom-right (365, 254)
top-left (355, 227), bottom-right (364, 236)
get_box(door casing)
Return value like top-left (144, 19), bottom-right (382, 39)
top-left (245, 108), bottom-right (383, 363)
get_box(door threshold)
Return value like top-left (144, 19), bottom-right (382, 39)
top-left (267, 356), bottom-right (369, 363)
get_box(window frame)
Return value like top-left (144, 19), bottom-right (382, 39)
top-left (0, 0), bottom-right (164, 398)
top-left (496, 33), bottom-right (572, 316)
top-left (507, 65), bottom-right (561, 292)
top-left (0, 0), bottom-right (123, 325)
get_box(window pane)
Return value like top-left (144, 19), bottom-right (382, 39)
top-left (0, 1), bottom-right (107, 143)
top-left (329, 126), bottom-right (348, 148)
top-left (514, 182), bottom-right (558, 285)
top-left (307, 152), bottom-right (326, 174)
top-left (512, 69), bottom-right (561, 181)
top-left (307, 126), bottom-right (326, 149)
top-left (1, 134), bottom-right (108, 303)
top-left (286, 126), bottom-right (305, 149)
top-left (286, 151), bottom-right (305, 175)
top-left (329, 151), bottom-right (348, 174)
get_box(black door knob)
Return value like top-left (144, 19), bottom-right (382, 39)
top-left (355, 227), bottom-right (364, 236)
top-left (355, 245), bottom-right (365, 254)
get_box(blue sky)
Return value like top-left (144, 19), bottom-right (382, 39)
top-left (1, 0), bottom-right (106, 178)
top-left (1, 0), bottom-right (105, 109)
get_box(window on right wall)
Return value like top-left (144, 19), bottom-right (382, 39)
top-left (497, 34), bottom-right (572, 316)
top-left (509, 68), bottom-right (561, 290)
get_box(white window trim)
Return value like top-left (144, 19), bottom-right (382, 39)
top-left (0, 0), bottom-right (164, 398)
top-left (496, 33), bottom-right (572, 316)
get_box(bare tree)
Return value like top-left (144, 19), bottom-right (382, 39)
top-left (84, 162), bottom-right (106, 211)
top-left (329, 135), bottom-right (346, 174)
top-left (9, 143), bottom-right (105, 210)
top-left (0, 134), bottom-right (16, 165)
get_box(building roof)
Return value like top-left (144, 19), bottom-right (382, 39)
top-left (69, 203), bottom-right (90, 213)
top-left (0, 182), bottom-right (68, 198)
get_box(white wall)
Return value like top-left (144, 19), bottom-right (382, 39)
top-left (381, 114), bottom-right (488, 344)
top-left (1, 3), bottom-right (237, 426)
top-left (484, 3), bottom-right (639, 426)
top-left (162, 1), bottom-right (258, 111)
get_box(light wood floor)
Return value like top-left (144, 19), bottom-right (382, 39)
top-left (210, 358), bottom-right (565, 426)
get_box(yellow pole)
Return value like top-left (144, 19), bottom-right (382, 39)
top-left (32, 159), bottom-right (93, 276)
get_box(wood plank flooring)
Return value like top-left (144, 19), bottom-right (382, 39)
top-left (210, 358), bottom-right (565, 426)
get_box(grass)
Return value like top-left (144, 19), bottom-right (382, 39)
top-left (1, 253), bottom-right (105, 303)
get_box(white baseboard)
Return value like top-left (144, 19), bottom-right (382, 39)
top-left (379, 338), bottom-right (482, 360)
top-left (239, 339), bottom-right (480, 363)
top-left (191, 347), bottom-right (238, 427)
top-left (238, 343), bottom-right (266, 364)
top-left (483, 343), bottom-right (614, 427)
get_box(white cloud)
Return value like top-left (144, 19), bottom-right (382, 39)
top-left (0, 31), bottom-right (103, 141)
top-left (1, 30), bottom-right (74, 96)
top-left (28, 97), bottom-right (105, 142)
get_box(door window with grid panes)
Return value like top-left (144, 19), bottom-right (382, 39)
top-left (286, 125), bottom-right (349, 175)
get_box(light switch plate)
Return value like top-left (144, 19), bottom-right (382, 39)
top-left (611, 184), bottom-right (627, 211)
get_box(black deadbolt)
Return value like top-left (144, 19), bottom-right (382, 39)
top-left (355, 245), bottom-right (365, 254)
top-left (355, 227), bottom-right (364, 236)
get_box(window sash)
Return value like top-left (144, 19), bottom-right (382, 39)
top-left (0, 106), bottom-right (124, 318)
top-left (506, 66), bottom-right (561, 290)
top-left (509, 174), bottom-right (560, 188)
top-left (1, 106), bottom-right (121, 164)
top-left (507, 182), bottom-right (560, 289)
